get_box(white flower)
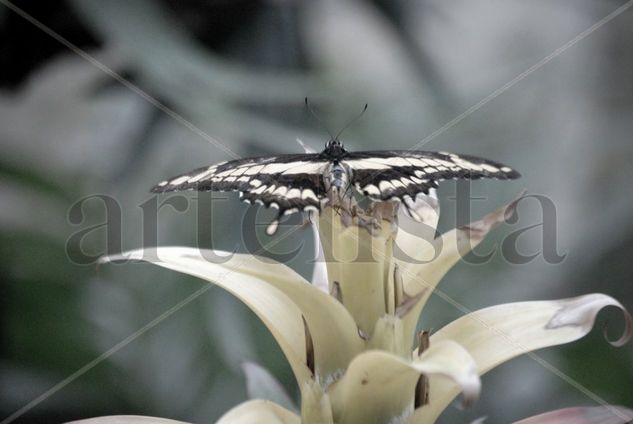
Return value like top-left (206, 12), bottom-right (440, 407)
top-left (87, 193), bottom-right (631, 424)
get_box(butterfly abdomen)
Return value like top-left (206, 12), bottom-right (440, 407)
top-left (323, 161), bottom-right (351, 204)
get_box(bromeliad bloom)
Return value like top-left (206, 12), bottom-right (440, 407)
top-left (89, 191), bottom-right (632, 424)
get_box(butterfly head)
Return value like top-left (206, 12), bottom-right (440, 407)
top-left (323, 138), bottom-right (347, 158)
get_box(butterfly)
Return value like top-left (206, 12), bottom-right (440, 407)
top-left (152, 139), bottom-right (520, 231)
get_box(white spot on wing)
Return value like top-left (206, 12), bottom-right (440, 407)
top-left (261, 162), bottom-right (326, 175)
top-left (273, 186), bottom-right (288, 196)
top-left (252, 185), bottom-right (267, 194)
top-left (286, 188), bottom-right (301, 199)
top-left (266, 220), bottom-right (279, 236)
top-left (360, 184), bottom-right (380, 196)
top-left (170, 175), bottom-right (191, 186)
top-left (481, 164), bottom-right (499, 172)
top-left (344, 160), bottom-right (389, 170)
top-left (188, 169), bottom-right (214, 183)
top-left (451, 157), bottom-right (483, 171)
top-left (301, 189), bottom-right (318, 201)
top-left (230, 167), bottom-right (248, 176)
top-left (244, 165), bottom-right (264, 175)
top-left (391, 179), bottom-right (406, 188)
top-left (379, 180), bottom-right (394, 192)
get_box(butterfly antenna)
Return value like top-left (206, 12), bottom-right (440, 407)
top-left (305, 97), bottom-right (336, 141)
top-left (334, 103), bottom-right (368, 141)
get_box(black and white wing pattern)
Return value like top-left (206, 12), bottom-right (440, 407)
top-left (344, 150), bottom-right (520, 202)
top-left (151, 145), bottom-right (520, 222)
top-left (152, 154), bottom-right (328, 214)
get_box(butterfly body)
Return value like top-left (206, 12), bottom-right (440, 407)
top-left (152, 139), bottom-right (520, 219)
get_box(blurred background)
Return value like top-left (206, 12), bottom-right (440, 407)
top-left (1, 0), bottom-right (632, 422)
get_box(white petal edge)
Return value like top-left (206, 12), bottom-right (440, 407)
top-left (412, 294), bottom-right (632, 422)
top-left (310, 217), bottom-right (330, 293)
top-left (217, 399), bottom-right (300, 424)
top-left (328, 340), bottom-right (480, 424)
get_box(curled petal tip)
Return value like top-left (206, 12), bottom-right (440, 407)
top-left (502, 190), bottom-right (527, 220)
top-left (459, 191), bottom-right (526, 240)
top-left (603, 308), bottom-right (633, 347)
top-left (546, 293), bottom-right (632, 347)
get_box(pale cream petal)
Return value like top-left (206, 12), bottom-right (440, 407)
top-left (369, 314), bottom-right (408, 357)
top-left (328, 341), bottom-right (480, 424)
top-left (189, 248), bottom-right (365, 381)
top-left (413, 294), bottom-right (632, 422)
top-left (414, 340), bottom-right (481, 406)
top-left (310, 218), bottom-right (330, 293)
top-left (217, 400), bottom-right (300, 424)
top-left (300, 380), bottom-right (335, 424)
top-left (395, 190), bottom-right (439, 261)
top-left (104, 247), bottom-right (363, 383)
top-left (399, 195), bottom-right (522, 351)
top-left (68, 417), bottom-right (189, 424)
top-left (101, 248), bottom-right (314, 386)
top-left (513, 405), bottom-right (633, 424)
top-left (318, 207), bottom-right (394, 337)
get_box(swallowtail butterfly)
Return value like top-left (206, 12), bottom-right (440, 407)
top-left (152, 139), bottom-right (519, 228)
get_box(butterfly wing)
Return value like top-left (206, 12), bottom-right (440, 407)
top-left (344, 150), bottom-right (520, 201)
top-left (151, 154), bottom-right (328, 214)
